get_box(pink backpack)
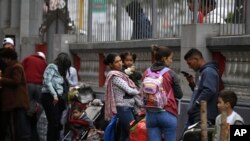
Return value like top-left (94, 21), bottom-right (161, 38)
top-left (142, 67), bottom-right (170, 109)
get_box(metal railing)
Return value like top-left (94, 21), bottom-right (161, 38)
top-left (67, 0), bottom-right (248, 42)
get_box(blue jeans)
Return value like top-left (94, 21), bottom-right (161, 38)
top-left (146, 110), bottom-right (177, 141)
top-left (116, 106), bottom-right (135, 141)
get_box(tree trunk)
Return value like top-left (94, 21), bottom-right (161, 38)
top-left (200, 100), bottom-right (208, 141)
top-left (220, 111), bottom-right (228, 141)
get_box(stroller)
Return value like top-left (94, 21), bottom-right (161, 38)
top-left (63, 83), bottom-right (104, 141)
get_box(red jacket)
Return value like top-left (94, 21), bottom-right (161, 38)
top-left (22, 54), bottom-right (47, 85)
top-left (161, 72), bottom-right (178, 116)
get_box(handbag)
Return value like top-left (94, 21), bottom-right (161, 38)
top-left (27, 100), bottom-right (42, 117)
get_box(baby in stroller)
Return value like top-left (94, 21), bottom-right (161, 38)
top-left (64, 85), bottom-right (104, 141)
top-left (69, 103), bottom-right (95, 141)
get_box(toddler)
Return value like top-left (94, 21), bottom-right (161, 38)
top-left (120, 51), bottom-right (144, 116)
top-left (120, 51), bottom-right (142, 87)
top-left (70, 105), bottom-right (95, 140)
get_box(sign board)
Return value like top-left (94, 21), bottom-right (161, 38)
top-left (93, 0), bottom-right (106, 13)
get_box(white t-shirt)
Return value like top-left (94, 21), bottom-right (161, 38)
top-left (203, 9), bottom-right (226, 24)
top-left (227, 111), bottom-right (237, 124)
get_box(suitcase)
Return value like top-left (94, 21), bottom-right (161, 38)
top-left (182, 122), bottom-right (215, 141)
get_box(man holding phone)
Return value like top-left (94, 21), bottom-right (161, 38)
top-left (183, 48), bottom-right (220, 129)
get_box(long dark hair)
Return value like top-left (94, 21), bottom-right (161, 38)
top-left (104, 53), bottom-right (119, 66)
top-left (0, 48), bottom-right (17, 60)
top-left (54, 52), bottom-right (71, 79)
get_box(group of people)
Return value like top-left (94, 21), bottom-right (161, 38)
top-left (103, 46), bottom-right (244, 141)
top-left (103, 46), bottom-right (184, 141)
top-left (0, 37), bottom-right (245, 141)
top-left (0, 37), bottom-right (82, 141)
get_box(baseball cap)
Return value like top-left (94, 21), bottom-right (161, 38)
top-left (3, 37), bottom-right (14, 46)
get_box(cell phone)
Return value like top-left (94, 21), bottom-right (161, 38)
top-left (181, 71), bottom-right (192, 77)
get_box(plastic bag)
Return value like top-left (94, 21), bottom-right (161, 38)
top-left (37, 111), bottom-right (47, 141)
top-left (104, 116), bottom-right (118, 141)
top-left (129, 117), bottom-right (147, 141)
top-left (27, 100), bottom-right (42, 117)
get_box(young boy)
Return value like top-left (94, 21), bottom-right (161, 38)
top-left (70, 105), bottom-right (95, 140)
top-left (213, 90), bottom-right (244, 141)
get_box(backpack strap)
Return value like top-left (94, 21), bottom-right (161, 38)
top-left (146, 67), bottom-right (170, 77)
top-left (159, 67), bottom-right (170, 75)
top-left (146, 68), bottom-right (151, 73)
top-left (146, 67), bottom-right (170, 74)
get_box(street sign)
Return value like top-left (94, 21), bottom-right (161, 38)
top-left (93, 0), bottom-right (106, 13)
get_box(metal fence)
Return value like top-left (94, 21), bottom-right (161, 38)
top-left (68, 0), bottom-right (248, 42)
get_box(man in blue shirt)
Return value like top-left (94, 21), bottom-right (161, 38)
top-left (125, 1), bottom-right (152, 40)
top-left (184, 48), bottom-right (219, 125)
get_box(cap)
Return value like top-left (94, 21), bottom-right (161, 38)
top-left (37, 51), bottom-right (46, 60)
top-left (3, 38), bottom-right (14, 46)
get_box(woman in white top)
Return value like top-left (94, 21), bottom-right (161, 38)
top-left (104, 53), bottom-right (142, 141)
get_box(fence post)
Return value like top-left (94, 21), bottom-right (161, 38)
top-left (87, 0), bottom-right (93, 42)
top-left (152, 0), bottom-right (157, 38)
top-left (220, 111), bottom-right (228, 141)
top-left (193, 0), bottom-right (199, 24)
top-left (200, 100), bottom-right (208, 141)
top-left (116, 0), bottom-right (122, 41)
top-left (246, 0), bottom-right (250, 34)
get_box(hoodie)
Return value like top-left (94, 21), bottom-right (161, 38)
top-left (187, 62), bottom-right (220, 124)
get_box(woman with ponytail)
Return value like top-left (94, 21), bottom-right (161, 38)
top-left (143, 45), bottom-right (183, 141)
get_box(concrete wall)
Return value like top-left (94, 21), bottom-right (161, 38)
top-left (51, 34), bottom-right (77, 63)
top-left (0, 0), bottom-right (43, 60)
top-left (20, 36), bottom-right (40, 60)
